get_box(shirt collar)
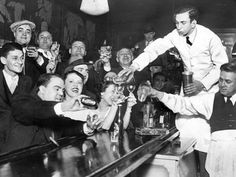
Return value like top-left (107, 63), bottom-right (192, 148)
top-left (186, 27), bottom-right (197, 43)
top-left (2, 69), bottom-right (19, 87)
top-left (224, 94), bottom-right (236, 105)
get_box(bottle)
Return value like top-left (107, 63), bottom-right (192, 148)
top-left (148, 113), bottom-right (154, 128)
top-left (81, 97), bottom-right (98, 109)
top-left (159, 114), bottom-right (165, 128)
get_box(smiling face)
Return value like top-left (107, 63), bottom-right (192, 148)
top-left (219, 71), bottom-right (236, 97)
top-left (38, 31), bottom-right (53, 50)
top-left (65, 72), bottom-right (84, 99)
top-left (101, 84), bottom-right (116, 106)
top-left (1, 49), bottom-right (24, 76)
top-left (116, 48), bottom-right (133, 68)
top-left (175, 11), bottom-right (196, 36)
top-left (13, 24), bottom-right (32, 45)
top-left (69, 41), bottom-right (86, 59)
top-left (153, 74), bottom-right (166, 90)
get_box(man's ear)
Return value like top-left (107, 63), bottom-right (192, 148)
top-left (38, 85), bottom-right (46, 96)
top-left (0, 56), bottom-right (7, 65)
top-left (191, 20), bottom-right (197, 27)
top-left (69, 48), bottom-right (71, 54)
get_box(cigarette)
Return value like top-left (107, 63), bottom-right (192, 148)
top-left (49, 136), bottom-right (59, 146)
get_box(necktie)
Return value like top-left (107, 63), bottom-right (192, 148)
top-left (226, 97), bottom-right (233, 108)
top-left (186, 36), bottom-right (192, 46)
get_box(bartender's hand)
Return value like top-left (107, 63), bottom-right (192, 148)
top-left (118, 65), bottom-right (137, 83)
top-left (184, 80), bottom-right (205, 96)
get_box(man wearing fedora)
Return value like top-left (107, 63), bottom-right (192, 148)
top-left (134, 24), bottom-right (156, 57)
top-left (10, 20), bottom-right (48, 86)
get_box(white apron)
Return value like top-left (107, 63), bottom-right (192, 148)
top-left (206, 130), bottom-right (236, 177)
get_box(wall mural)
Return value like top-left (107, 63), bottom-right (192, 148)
top-left (0, 0), bottom-right (95, 50)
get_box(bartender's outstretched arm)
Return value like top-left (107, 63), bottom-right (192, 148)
top-left (118, 65), bottom-right (138, 82)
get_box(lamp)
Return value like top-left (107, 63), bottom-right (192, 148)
top-left (80, 0), bottom-right (109, 16)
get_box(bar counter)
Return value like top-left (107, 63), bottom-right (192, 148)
top-left (0, 127), bottom-right (179, 177)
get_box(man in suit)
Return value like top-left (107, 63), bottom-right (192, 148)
top-left (10, 20), bottom-right (48, 86)
top-left (37, 31), bottom-right (60, 73)
top-left (112, 48), bottom-right (150, 85)
top-left (119, 6), bottom-right (228, 176)
top-left (134, 25), bottom-right (156, 56)
top-left (0, 42), bottom-right (32, 152)
top-left (5, 73), bottom-right (99, 152)
top-left (139, 60), bottom-right (236, 177)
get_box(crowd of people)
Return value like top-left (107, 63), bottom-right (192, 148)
top-left (0, 4), bottom-right (234, 177)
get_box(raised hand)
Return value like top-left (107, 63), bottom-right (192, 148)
top-left (127, 92), bottom-right (137, 108)
top-left (26, 46), bottom-right (39, 59)
top-left (87, 114), bottom-right (102, 130)
top-left (51, 42), bottom-right (60, 58)
top-left (184, 80), bottom-right (204, 96)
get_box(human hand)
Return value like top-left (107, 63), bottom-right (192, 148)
top-left (61, 97), bottom-right (84, 112)
top-left (87, 114), bottom-right (102, 130)
top-left (183, 80), bottom-right (204, 96)
top-left (46, 61), bottom-right (56, 73)
top-left (26, 46), bottom-right (39, 59)
top-left (51, 42), bottom-right (60, 58)
top-left (111, 93), bottom-right (126, 106)
top-left (99, 46), bottom-right (112, 63)
top-left (137, 81), bottom-right (152, 102)
top-left (127, 92), bottom-right (137, 108)
top-left (118, 66), bottom-right (136, 83)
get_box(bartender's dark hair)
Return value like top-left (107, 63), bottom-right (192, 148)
top-left (173, 6), bottom-right (199, 22)
top-left (220, 61), bottom-right (236, 73)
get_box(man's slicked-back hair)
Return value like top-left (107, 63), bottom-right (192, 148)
top-left (0, 42), bottom-right (23, 58)
top-left (173, 6), bottom-right (199, 22)
top-left (220, 61), bottom-right (236, 73)
top-left (70, 39), bottom-right (87, 49)
top-left (36, 73), bottom-right (63, 88)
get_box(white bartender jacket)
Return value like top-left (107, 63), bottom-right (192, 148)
top-left (131, 24), bottom-right (228, 152)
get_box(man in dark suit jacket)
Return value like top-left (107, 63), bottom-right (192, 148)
top-left (0, 42), bottom-right (32, 152)
top-left (5, 73), bottom-right (97, 152)
top-left (134, 25), bottom-right (156, 57)
top-left (10, 20), bottom-right (48, 86)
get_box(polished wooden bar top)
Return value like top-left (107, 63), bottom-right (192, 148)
top-left (0, 128), bottom-right (178, 177)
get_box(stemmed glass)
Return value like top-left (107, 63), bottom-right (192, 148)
top-left (126, 78), bottom-right (136, 94)
top-left (113, 76), bottom-right (125, 94)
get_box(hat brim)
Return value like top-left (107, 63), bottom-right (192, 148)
top-left (10, 20), bottom-right (36, 32)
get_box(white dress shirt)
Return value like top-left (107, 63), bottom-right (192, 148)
top-left (3, 70), bottom-right (19, 94)
top-left (131, 24), bottom-right (228, 152)
top-left (132, 24), bottom-right (228, 91)
top-left (160, 92), bottom-right (236, 176)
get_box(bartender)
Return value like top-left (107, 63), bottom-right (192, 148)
top-left (119, 5), bottom-right (228, 177)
